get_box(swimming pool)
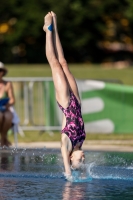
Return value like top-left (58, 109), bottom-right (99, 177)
top-left (0, 148), bottom-right (133, 199)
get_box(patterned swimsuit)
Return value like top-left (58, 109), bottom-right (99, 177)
top-left (57, 91), bottom-right (86, 150)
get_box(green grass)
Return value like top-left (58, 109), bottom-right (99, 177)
top-left (5, 64), bottom-right (133, 85)
top-left (8, 131), bottom-right (133, 143)
top-left (5, 64), bottom-right (133, 142)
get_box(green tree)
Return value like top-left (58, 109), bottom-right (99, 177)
top-left (0, 0), bottom-right (133, 63)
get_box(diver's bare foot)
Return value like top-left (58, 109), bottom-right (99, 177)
top-left (51, 11), bottom-right (57, 31)
top-left (43, 12), bottom-right (53, 32)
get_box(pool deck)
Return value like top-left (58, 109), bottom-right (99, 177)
top-left (11, 140), bottom-right (133, 152)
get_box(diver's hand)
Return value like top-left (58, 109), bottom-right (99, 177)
top-left (64, 172), bottom-right (73, 182)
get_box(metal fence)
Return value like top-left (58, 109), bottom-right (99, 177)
top-left (5, 77), bottom-right (61, 132)
top-left (5, 77), bottom-right (125, 135)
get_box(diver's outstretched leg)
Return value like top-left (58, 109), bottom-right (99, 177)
top-left (43, 12), bottom-right (70, 109)
top-left (51, 11), bottom-right (80, 103)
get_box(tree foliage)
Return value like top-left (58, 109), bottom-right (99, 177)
top-left (0, 0), bottom-right (133, 63)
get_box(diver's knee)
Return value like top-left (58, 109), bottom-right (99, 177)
top-left (59, 59), bottom-right (67, 68)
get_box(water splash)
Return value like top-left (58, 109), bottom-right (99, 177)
top-left (85, 162), bottom-right (133, 181)
top-left (1, 149), bottom-right (133, 183)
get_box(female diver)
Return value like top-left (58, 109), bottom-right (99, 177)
top-left (43, 11), bottom-right (86, 181)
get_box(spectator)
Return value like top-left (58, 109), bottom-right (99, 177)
top-left (0, 62), bottom-right (15, 147)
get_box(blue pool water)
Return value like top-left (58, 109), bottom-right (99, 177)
top-left (0, 148), bottom-right (133, 199)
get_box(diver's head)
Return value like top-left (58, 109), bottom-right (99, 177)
top-left (70, 150), bottom-right (85, 170)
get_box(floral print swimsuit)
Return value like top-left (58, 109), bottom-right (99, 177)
top-left (57, 91), bottom-right (86, 150)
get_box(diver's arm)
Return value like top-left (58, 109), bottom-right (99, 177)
top-left (61, 136), bottom-right (71, 176)
top-left (61, 138), bottom-right (71, 176)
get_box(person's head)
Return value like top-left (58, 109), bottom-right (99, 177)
top-left (0, 62), bottom-right (8, 77)
top-left (70, 150), bottom-right (85, 170)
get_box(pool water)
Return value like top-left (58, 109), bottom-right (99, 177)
top-left (0, 148), bottom-right (133, 199)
